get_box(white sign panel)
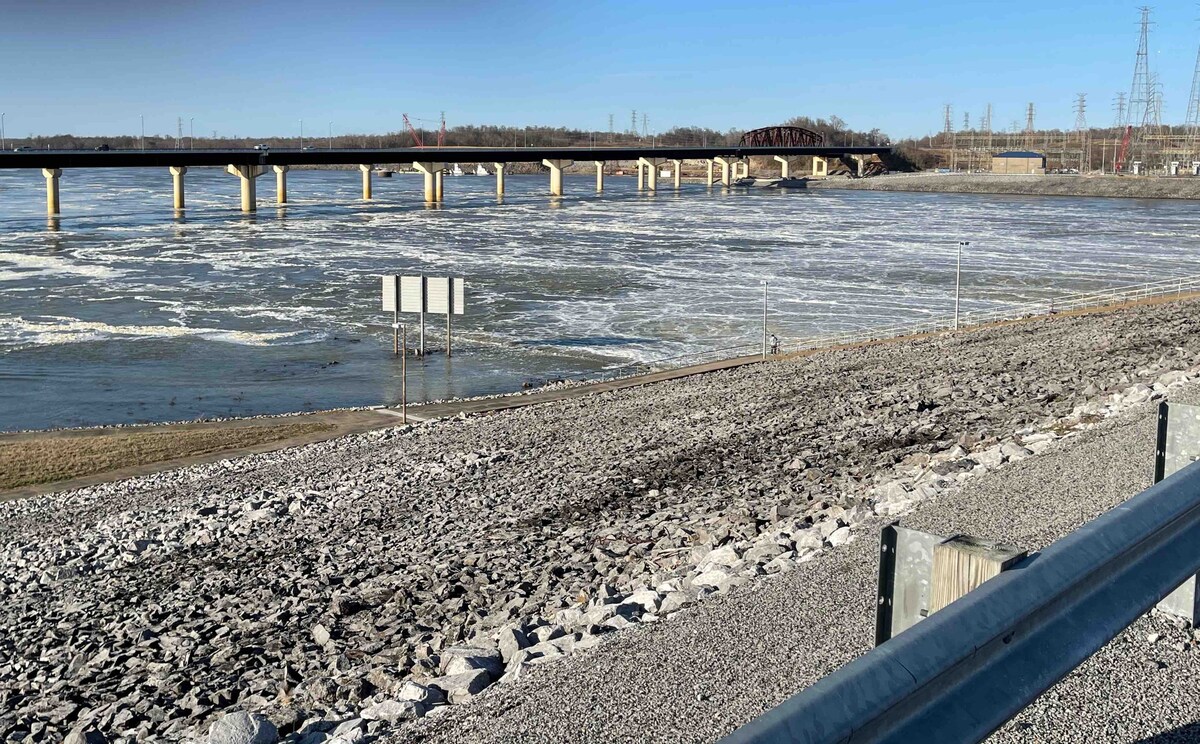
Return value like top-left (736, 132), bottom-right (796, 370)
top-left (400, 276), bottom-right (425, 313)
top-left (381, 275), bottom-right (465, 315)
top-left (381, 275), bottom-right (399, 312)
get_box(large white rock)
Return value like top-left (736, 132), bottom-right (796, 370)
top-left (207, 711), bottom-right (278, 744)
top-left (361, 699), bottom-right (426, 722)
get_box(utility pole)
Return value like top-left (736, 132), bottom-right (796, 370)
top-left (955, 241), bottom-right (969, 329)
top-left (761, 281), bottom-right (769, 359)
top-left (328, 122), bottom-right (332, 150)
top-left (189, 117), bottom-right (194, 149)
top-left (140, 115), bottom-right (145, 151)
top-left (608, 113), bottom-right (614, 143)
top-left (1024, 103), bottom-right (1035, 149)
top-left (1, 112), bottom-right (6, 150)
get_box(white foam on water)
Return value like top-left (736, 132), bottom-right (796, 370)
top-left (0, 316), bottom-right (316, 349)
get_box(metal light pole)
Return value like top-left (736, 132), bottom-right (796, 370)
top-left (1, 112), bottom-right (5, 150)
top-left (189, 117), bottom-right (194, 149)
top-left (140, 115), bottom-right (145, 151)
top-left (328, 122), bottom-right (332, 150)
top-left (761, 280), bottom-right (769, 359)
top-left (299, 119), bottom-right (304, 149)
top-left (954, 241), bottom-right (969, 329)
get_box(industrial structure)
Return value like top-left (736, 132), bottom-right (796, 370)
top-left (924, 7), bottom-right (1200, 176)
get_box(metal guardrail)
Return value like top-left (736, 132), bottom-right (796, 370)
top-left (598, 274), bottom-right (1200, 380)
top-left (719, 458), bottom-right (1200, 744)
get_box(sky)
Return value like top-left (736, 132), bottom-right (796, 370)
top-left (1, 0), bottom-right (1198, 140)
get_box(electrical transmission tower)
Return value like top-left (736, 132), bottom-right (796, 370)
top-left (608, 113), bottom-right (614, 143)
top-left (641, 113), bottom-right (648, 138)
top-left (176, 117), bottom-right (183, 150)
top-left (1126, 7), bottom-right (1155, 167)
top-left (1074, 94), bottom-right (1087, 134)
top-left (631, 110), bottom-right (637, 135)
top-left (1188, 32), bottom-right (1200, 158)
top-left (1113, 92), bottom-right (1127, 127)
top-left (962, 111), bottom-right (970, 131)
top-left (942, 104), bottom-right (953, 138)
top-left (1024, 103), bottom-right (1035, 149)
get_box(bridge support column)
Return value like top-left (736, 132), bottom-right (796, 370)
top-left (713, 157), bottom-right (734, 187)
top-left (494, 163), bottom-right (505, 197)
top-left (637, 161), bottom-right (645, 191)
top-left (170, 166), bottom-right (187, 210)
top-left (706, 159), bottom-right (715, 188)
top-left (812, 157), bottom-right (828, 177)
top-left (413, 162), bottom-right (447, 203)
top-left (359, 164), bottom-right (373, 200)
top-left (737, 161), bottom-right (749, 179)
top-left (226, 164), bottom-right (265, 212)
top-left (543, 159), bottom-right (573, 196)
top-left (851, 155), bottom-right (866, 177)
top-left (638, 158), bottom-right (667, 192)
top-left (672, 160), bottom-right (683, 190)
top-left (774, 156), bottom-right (791, 179)
top-left (435, 170), bottom-right (444, 202)
top-left (595, 161), bottom-right (604, 192)
top-left (43, 168), bottom-right (61, 216)
top-left (273, 165), bottom-right (289, 205)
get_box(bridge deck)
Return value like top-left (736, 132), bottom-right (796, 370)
top-left (0, 145), bottom-right (890, 169)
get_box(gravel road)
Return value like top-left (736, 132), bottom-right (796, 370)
top-left (7, 299), bottom-right (1200, 743)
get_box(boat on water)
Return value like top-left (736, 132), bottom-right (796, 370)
top-left (450, 164), bottom-right (464, 176)
top-left (373, 169), bottom-right (394, 178)
top-left (475, 164), bottom-right (490, 176)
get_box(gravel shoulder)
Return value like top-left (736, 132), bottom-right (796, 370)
top-left (384, 402), bottom-right (1191, 744)
top-left (8, 299), bottom-right (1200, 743)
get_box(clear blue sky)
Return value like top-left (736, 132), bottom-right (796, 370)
top-left (1, 0), bottom-right (1197, 140)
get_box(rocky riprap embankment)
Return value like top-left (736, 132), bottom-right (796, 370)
top-left (5, 300), bottom-right (1200, 743)
top-left (810, 172), bottom-right (1200, 200)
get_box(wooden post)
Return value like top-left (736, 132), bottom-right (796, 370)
top-left (930, 535), bottom-right (1026, 614)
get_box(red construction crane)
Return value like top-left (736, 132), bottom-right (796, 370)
top-left (1115, 125), bottom-right (1132, 174)
top-left (403, 114), bottom-right (424, 148)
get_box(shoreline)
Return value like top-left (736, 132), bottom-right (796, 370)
top-left (5, 287), bottom-right (1198, 498)
top-left (6, 296), bottom-right (1200, 742)
top-left (809, 172), bottom-right (1200, 201)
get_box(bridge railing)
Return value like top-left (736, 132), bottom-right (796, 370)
top-left (718, 458), bottom-right (1200, 744)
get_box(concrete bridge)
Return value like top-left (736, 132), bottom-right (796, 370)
top-left (0, 145), bottom-right (891, 215)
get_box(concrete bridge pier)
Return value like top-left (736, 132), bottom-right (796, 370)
top-left (850, 155), bottom-right (866, 177)
top-left (494, 163), bottom-right (505, 197)
top-left (672, 160), bottom-right (683, 190)
top-left (226, 164), bottom-right (264, 212)
top-left (706, 159), bottom-right (715, 188)
top-left (595, 161), bottom-right (604, 192)
top-left (737, 160), bottom-right (749, 179)
top-left (359, 165), bottom-right (373, 200)
top-left (713, 157), bottom-right (734, 187)
top-left (413, 162), bottom-right (447, 203)
top-left (170, 166), bottom-right (187, 210)
top-left (42, 168), bottom-right (61, 216)
top-left (637, 161), bottom-right (645, 191)
top-left (435, 170), bottom-right (444, 202)
top-left (273, 165), bottom-right (289, 205)
top-left (638, 158), bottom-right (667, 192)
top-left (774, 156), bottom-right (793, 179)
top-left (543, 159), bottom-right (573, 196)
top-left (812, 157), bottom-right (828, 177)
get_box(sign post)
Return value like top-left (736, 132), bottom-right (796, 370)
top-left (401, 324), bottom-right (407, 423)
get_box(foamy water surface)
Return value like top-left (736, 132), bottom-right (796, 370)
top-left (1, 167), bottom-right (1197, 430)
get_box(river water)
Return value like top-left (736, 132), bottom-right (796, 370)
top-left (1, 167), bottom-right (1198, 431)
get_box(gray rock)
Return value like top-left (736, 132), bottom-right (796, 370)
top-left (427, 669), bottom-right (491, 703)
top-left (207, 711), bottom-right (278, 744)
top-left (360, 699), bottom-right (427, 722)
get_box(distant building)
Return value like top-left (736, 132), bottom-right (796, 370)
top-left (991, 151), bottom-right (1046, 175)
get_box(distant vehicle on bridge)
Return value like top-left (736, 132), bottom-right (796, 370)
top-left (94, 144), bottom-right (110, 151)
top-left (253, 144), bottom-right (270, 151)
top-left (12, 146), bottom-right (32, 152)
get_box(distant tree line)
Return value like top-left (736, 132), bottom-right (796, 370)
top-left (6, 114), bottom-right (891, 152)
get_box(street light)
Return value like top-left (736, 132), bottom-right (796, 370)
top-left (299, 119), bottom-right (304, 150)
top-left (328, 122), bottom-right (332, 150)
top-left (761, 280), bottom-right (769, 359)
top-left (140, 115), bottom-right (145, 151)
top-left (1, 112), bottom-right (5, 150)
top-left (954, 241), bottom-right (970, 329)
